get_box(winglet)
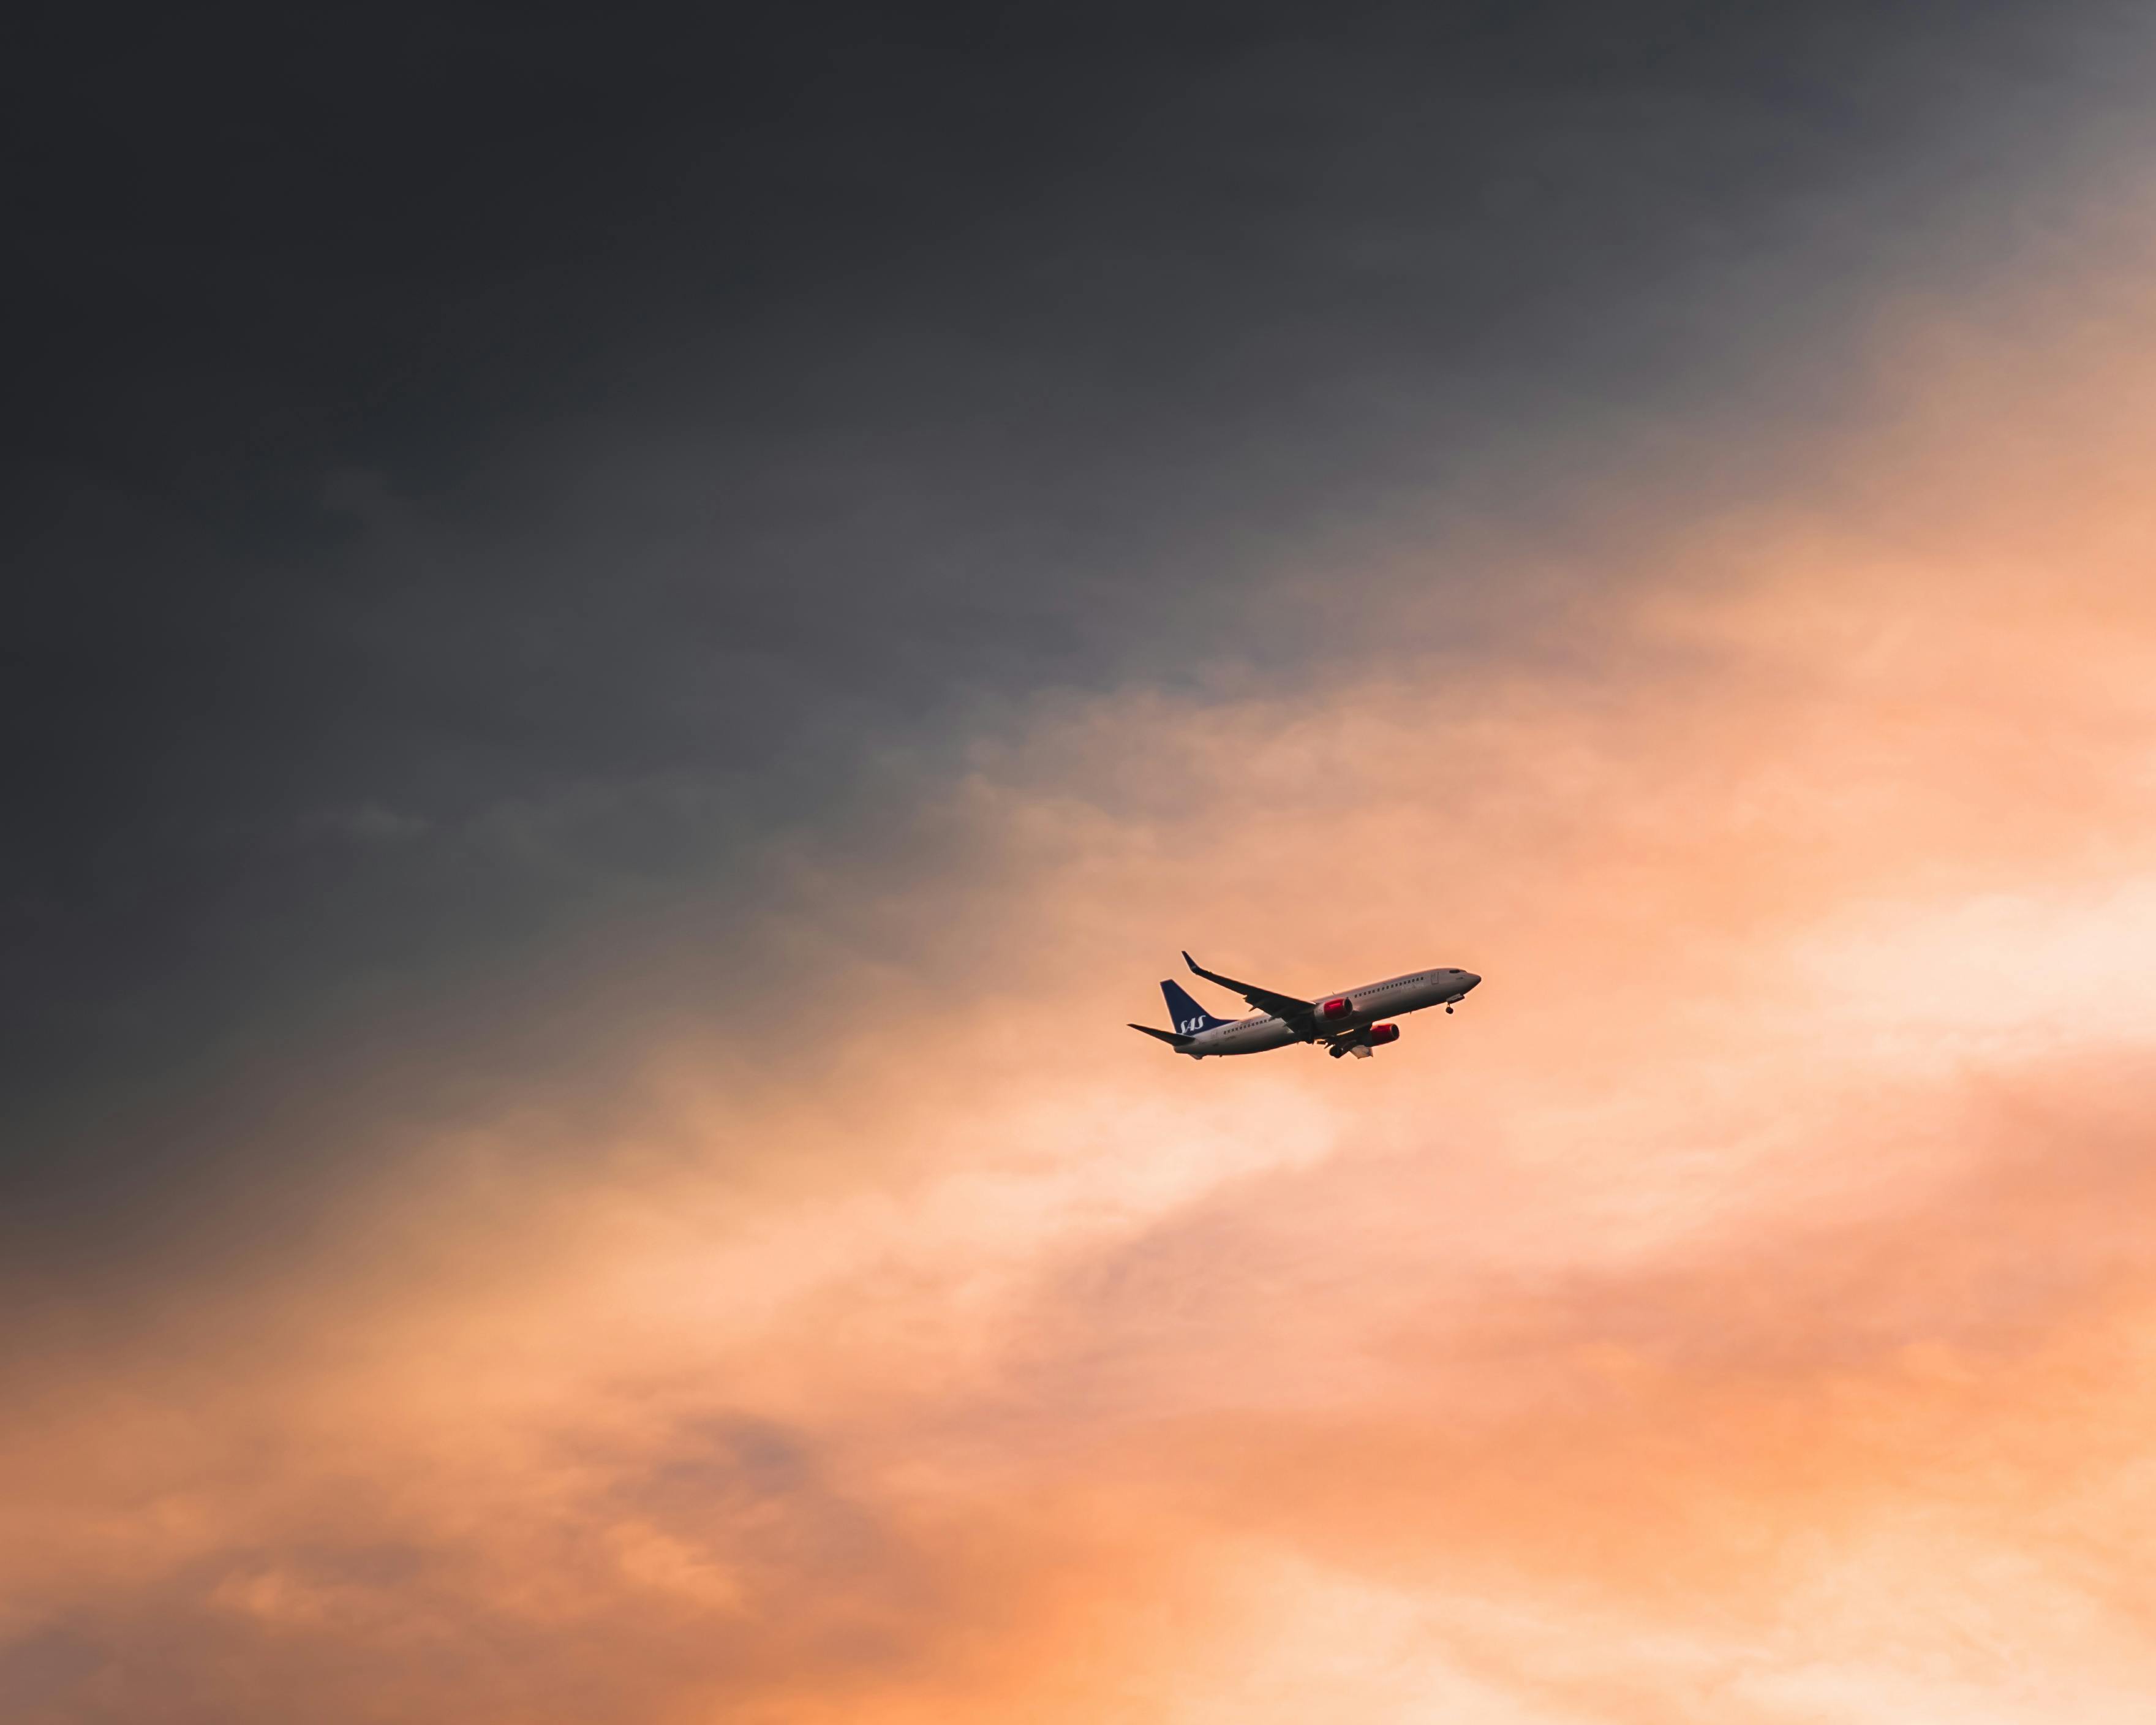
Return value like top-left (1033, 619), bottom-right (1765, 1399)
top-left (1182, 950), bottom-right (1200, 974)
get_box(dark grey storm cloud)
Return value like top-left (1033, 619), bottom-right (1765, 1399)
top-left (7, 1), bottom-right (2152, 1250)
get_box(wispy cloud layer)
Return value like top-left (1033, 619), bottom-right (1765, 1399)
top-left (14, 213), bottom-right (2156, 1720)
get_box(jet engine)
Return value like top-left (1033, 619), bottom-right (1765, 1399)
top-left (1319, 997), bottom-right (1354, 1020)
top-left (1332, 1022), bottom-right (1400, 1059)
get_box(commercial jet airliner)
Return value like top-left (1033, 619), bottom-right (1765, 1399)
top-left (1129, 952), bottom-right (1482, 1060)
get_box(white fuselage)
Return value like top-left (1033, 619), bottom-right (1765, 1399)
top-left (1183, 967), bottom-right (1480, 1057)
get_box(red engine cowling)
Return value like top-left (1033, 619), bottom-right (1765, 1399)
top-left (1320, 997), bottom-right (1353, 1019)
top-left (1366, 1023), bottom-right (1400, 1046)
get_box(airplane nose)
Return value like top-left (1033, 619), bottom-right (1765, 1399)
top-left (1460, 973), bottom-right (1481, 991)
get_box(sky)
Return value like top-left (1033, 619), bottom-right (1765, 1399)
top-left (10, 2), bottom-right (2156, 1719)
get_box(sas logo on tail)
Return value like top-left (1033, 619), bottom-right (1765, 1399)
top-left (1179, 1016), bottom-right (1208, 1035)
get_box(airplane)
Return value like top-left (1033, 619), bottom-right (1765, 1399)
top-left (1130, 951), bottom-right (1482, 1060)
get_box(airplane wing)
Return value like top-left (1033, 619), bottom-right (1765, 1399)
top-left (1182, 951), bottom-right (1317, 1029)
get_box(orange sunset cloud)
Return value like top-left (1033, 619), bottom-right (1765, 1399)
top-left (13, 213), bottom-right (2156, 1725)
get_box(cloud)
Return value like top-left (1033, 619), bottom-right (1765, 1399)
top-left (15, 11), bottom-right (2156, 1719)
top-left (17, 251), bottom-right (2156, 1716)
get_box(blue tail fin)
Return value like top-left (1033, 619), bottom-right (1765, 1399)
top-left (1161, 979), bottom-right (1229, 1036)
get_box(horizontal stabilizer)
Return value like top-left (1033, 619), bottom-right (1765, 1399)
top-left (1128, 1023), bottom-right (1193, 1048)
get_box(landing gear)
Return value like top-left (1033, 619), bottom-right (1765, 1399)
top-left (1446, 1005), bottom-right (1453, 1014)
